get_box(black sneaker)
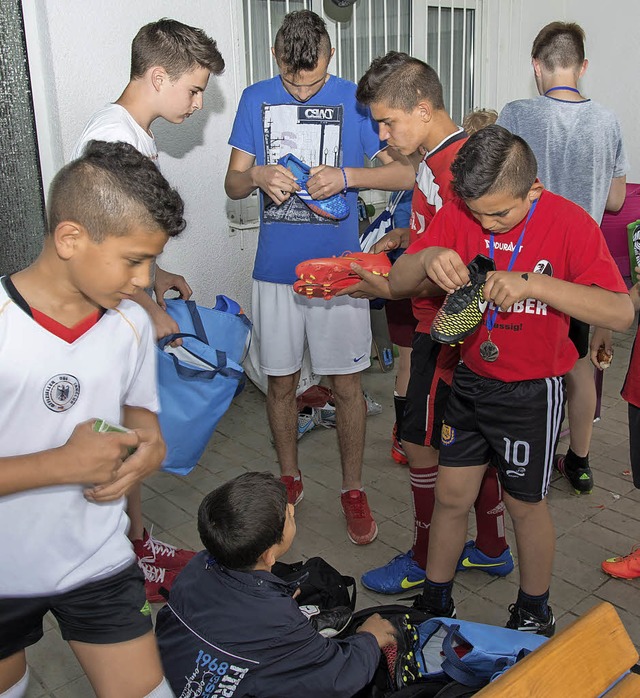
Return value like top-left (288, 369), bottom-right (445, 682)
top-left (385, 613), bottom-right (423, 690)
top-left (430, 254), bottom-right (496, 345)
top-left (506, 603), bottom-right (556, 637)
top-left (409, 594), bottom-right (457, 618)
top-left (555, 453), bottom-right (593, 494)
top-left (307, 605), bottom-right (353, 638)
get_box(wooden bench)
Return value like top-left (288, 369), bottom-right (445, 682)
top-left (476, 602), bottom-right (640, 697)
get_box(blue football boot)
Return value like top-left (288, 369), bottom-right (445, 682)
top-left (278, 153), bottom-right (350, 221)
top-left (361, 550), bottom-right (426, 594)
top-left (456, 540), bottom-right (514, 577)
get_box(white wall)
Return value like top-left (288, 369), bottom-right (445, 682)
top-left (21, 0), bottom-right (640, 316)
top-left (481, 0), bottom-right (640, 181)
top-left (23, 0), bottom-right (258, 312)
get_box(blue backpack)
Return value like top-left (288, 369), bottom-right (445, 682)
top-left (414, 616), bottom-right (548, 688)
top-left (345, 606), bottom-right (548, 697)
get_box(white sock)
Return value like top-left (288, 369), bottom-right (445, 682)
top-left (0, 668), bottom-right (29, 698)
top-left (144, 677), bottom-right (175, 698)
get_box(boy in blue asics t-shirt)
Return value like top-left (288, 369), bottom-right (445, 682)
top-left (225, 9), bottom-right (414, 545)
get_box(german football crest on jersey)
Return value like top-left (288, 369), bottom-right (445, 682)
top-left (441, 423), bottom-right (456, 446)
top-left (43, 374), bottom-right (80, 412)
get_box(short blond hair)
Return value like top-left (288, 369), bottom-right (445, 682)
top-left (462, 108), bottom-right (498, 136)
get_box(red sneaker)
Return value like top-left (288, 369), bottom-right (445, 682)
top-left (132, 529), bottom-right (196, 570)
top-left (293, 276), bottom-right (360, 299)
top-left (137, 557), bottom-right (181, 603)
top-left (602, 545), bottom-right (640, 579)
top-left (391, 423), bottom-right (408, 465)
top-left (294, 252), bottom-right (392, 299)
top-left (341, 490), bottom-right (378, 545)
top-left (281, 473), bottom-right (304, 506)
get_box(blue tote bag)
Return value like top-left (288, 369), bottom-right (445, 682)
top-left (164, 296), bottom-right (251, 365)
top-left (157, 298), bottom-right (252, 475)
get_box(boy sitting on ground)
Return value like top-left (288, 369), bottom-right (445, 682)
top-left (0, 140), bottom-right (182, 697)
top-left (156, 471), bottom-right (396, 698)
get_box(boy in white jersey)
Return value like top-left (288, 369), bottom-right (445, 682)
top-left (72, 18), bottom-right (224, 341)
top-left (72, 18), bottom-right (225, 597)
top-left (0, 141), bottom-right (183, 698)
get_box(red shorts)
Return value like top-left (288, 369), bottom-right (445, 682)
top-left (385, 299), bottom-right (417, 347)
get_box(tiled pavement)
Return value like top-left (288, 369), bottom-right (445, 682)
top-left (25, 326), bottom-right (640, 696)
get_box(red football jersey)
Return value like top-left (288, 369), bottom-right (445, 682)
top-left (407, 191), bottom-right (628, 382)
top-left (409, 130), bottom-right (467, 333)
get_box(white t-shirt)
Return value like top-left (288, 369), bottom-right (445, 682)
top-left (0, 280), bottom-right (158, 596)
top-left (71, 103), bottom-right (159, 291)
top-left (71, 103), bottom-right (158, 163)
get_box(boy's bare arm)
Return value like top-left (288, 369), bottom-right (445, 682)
top-left (307, 147), bottom-right (414, 199)
top-left (225, 148), bottom-right (298, 203)
top-left (389, 247), bottom-right (459, 298)
top-left (371, 227), bottom-right (411, 254)
top-left (484, 271), bottom-right (635, 332)
top-left (85, 407), bottom-right (165, 503)
top-left (605, 175), bottom-right (627, 213)
top-left (0, 421), bottom-right (139, 497)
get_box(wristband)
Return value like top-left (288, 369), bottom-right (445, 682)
top-left (340, 166), bottom-right (348, 195)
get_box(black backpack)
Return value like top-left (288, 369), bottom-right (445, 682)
top-left (271, 556), bottom-right (357, 610)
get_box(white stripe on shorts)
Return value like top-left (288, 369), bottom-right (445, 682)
top-left (542, 376), bottom-right (564, 498)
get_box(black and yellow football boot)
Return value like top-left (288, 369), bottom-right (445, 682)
top-left (430, 254), bottom-right (495, 345)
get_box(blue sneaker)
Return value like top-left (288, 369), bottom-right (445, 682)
top-left (297, 408), bottom-right (317, 440)
top-left (278, 153), bottom-right (350, 221)
top-left (456, 540), bottom-right (514, 577)
top-left (361, 551), bottom-right (425, 594)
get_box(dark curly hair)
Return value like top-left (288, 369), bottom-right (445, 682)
top-left (48, 140), bottom-right (186, 240)
top-left (273, 10), bottom-right (331, 74)
top-left (357, 51), bottom-right (445, 112)
top-left (131, 18), bottom-right (224, 80)
top-left (198, 472), bottom-right (288, 571)
top-left (451, 125), bottom-right (537, 200)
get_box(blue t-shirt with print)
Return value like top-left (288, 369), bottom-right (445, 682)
top-left (229, 75), bottom-right (385, 284)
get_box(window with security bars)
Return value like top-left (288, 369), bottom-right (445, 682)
top-left (233, 0), bottom-right (478, 223)
top-left (425, 4), bottom-right (475, 124)
top-left (240, 1), bottom-right (476, 124)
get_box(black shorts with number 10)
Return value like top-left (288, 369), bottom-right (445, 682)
top-left (438, 364), bottom-right (566, 502)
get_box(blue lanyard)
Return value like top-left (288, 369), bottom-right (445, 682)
top-left (486, 199), bottom-right (538, 333)
top-left (544, 86), bottom-right (580, 95)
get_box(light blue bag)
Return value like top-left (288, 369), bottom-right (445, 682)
top-left (157, 298), bottom-right (252, 475)
top-left (416, 617), bottom-right (548, 688)
top-left (163, 297), bottom-right (251, 365)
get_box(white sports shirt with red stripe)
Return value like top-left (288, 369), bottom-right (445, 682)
top-left (0, 283), bottom-right (158, 597)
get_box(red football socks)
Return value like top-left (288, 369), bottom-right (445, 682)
top-left (410, 466), bottom-right (438, 569)
top-left (473, 467), bottom-right (508, 558)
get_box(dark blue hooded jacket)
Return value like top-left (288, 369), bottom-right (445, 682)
top-left (156, 551), bottom-right (380, 697)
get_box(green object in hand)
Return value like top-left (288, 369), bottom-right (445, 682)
top-left (92, 419), bottom-right (136, 455)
